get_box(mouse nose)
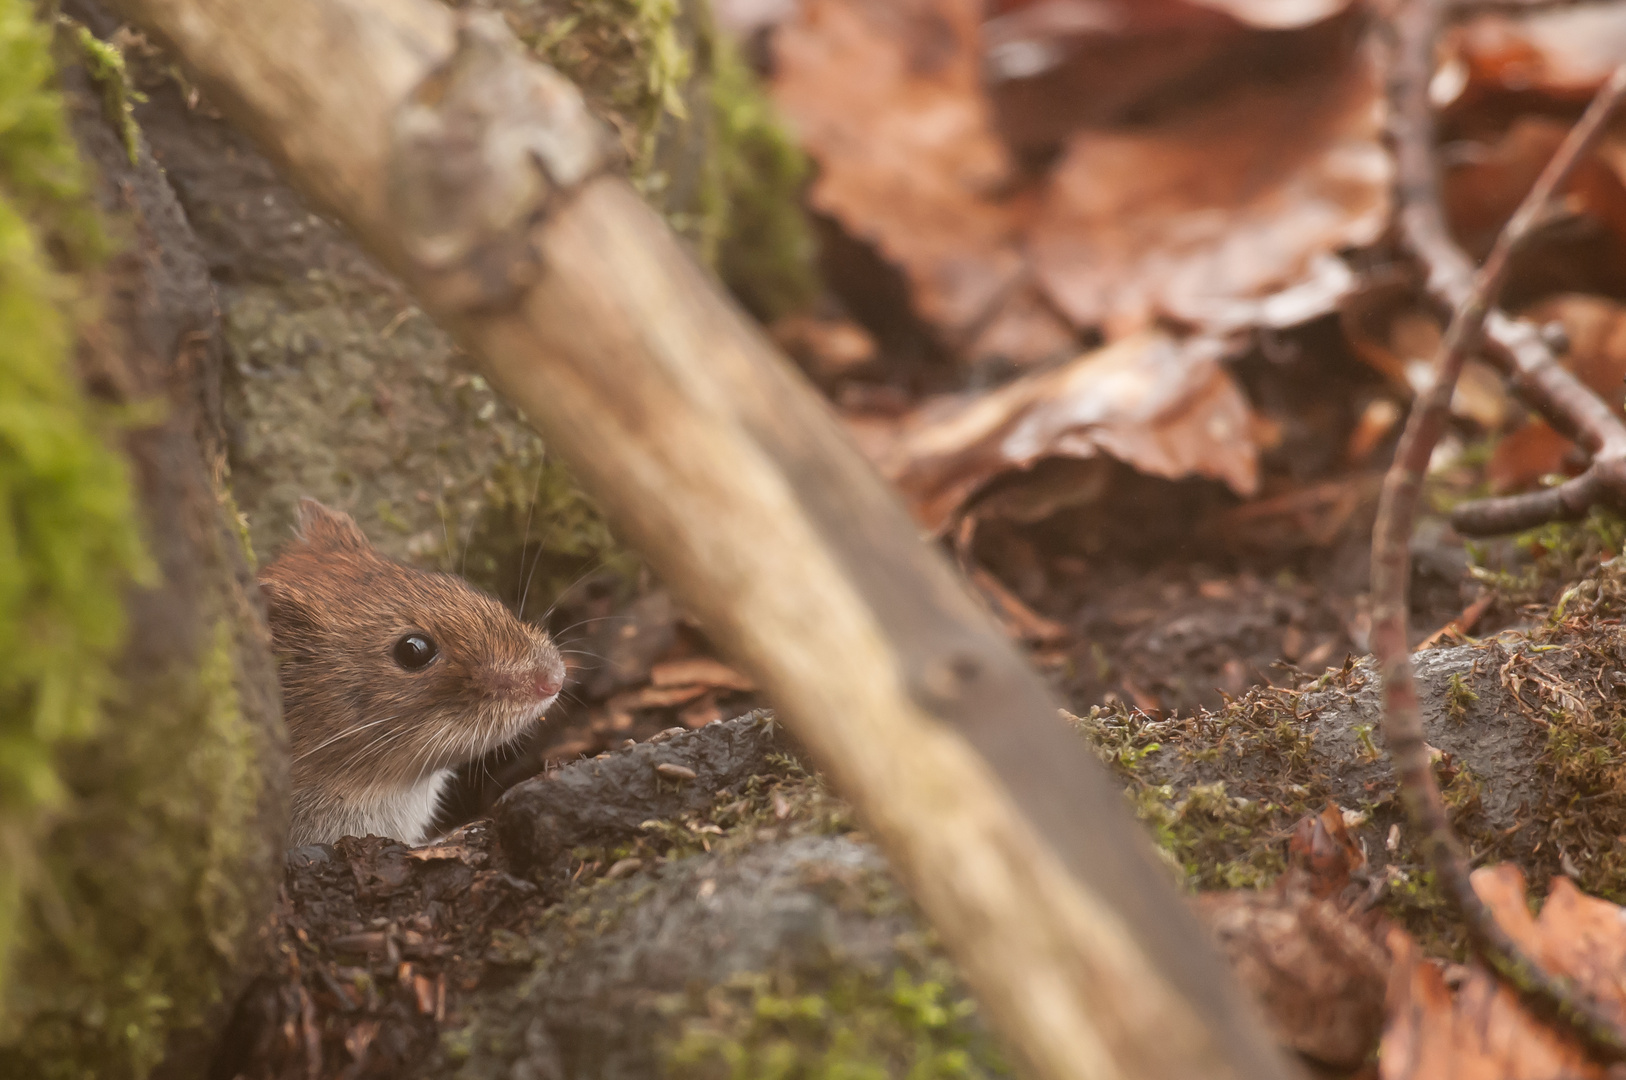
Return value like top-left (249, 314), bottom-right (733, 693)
top-left (534, 668), bottom-right (564, 700)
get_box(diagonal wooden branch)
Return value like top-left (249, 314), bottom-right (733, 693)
top-left (1392, 0), bottom-right (1626, 537)
top-left (102, 0), bottom-right (1302, 1077)
top-left (1376, 0), bottom-right (1626, 1057)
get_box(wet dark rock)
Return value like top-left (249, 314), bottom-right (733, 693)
top-left (452, 834), bottom-right (937, 1080)
top-left (493, 712), bottom-right (785, 889)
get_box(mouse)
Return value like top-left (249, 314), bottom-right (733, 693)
top-left (258, 498), bottom-right (566, 848)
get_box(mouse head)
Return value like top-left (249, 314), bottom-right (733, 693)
top-left (258, 498), bottom-right (565, 798)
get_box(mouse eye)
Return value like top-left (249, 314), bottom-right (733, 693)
top-left (392, 633), bottom-right (438, 671)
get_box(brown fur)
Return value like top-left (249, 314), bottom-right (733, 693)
top-left (259, 499), bottom-right (564, 846)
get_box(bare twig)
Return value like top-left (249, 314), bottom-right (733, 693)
top-left (1394, 0), bottom-right (1626, 536)
top-left (1377, 0), bottom-right (1626, 1057)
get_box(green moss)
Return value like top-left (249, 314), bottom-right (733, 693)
top-left (561, 751), bottom-right (850, 887)
top-left (508, 0), bottom-right (699, 199)
top-left (65, 21), bottom-right (143, 167)
top-left (1466, 507), bottom-right (1626, 607)
top-left (1072, 704), bottom-right (1312, 891)
top-left (2, 608), bottom-right (270, 1080)
top-left (0, 0), bottom-right (147, 999)
top-left (0, 0), bottom-right (105, 262)
top-left (1129, 781), bottom-right (1286, 890)
top-left (665, 968), bottom-right (1007, 1080)
top-left (707, 31), bottom-right (818, 320)
top-left (1445, 672), bottom-right (1478, 722)
top-left (499, 0), bottom-right (817, 316)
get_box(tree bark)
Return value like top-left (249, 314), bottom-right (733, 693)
top-left (101, 1), bottom-right (1302, 1077)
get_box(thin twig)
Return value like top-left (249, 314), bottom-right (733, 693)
top-left (1377, 0), bottom-right (1626, 1058)
top-left (1394, 3), bottom-right (1626, 535)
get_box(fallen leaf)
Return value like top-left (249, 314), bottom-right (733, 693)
top-left (1448, 5), bottom-right (1626, 107)
top-left (1204, 475), bottom-right (1378, 551)
top-left (1197, 880), bottom-right (1389, 1067)
top-left (1186, 0), bottom-right (1353, 27)
top-left (1346, 398), bottom-right (1403, 465)
top-left (1029, 39), bottom-right (1389, 337)
top-left (1442, 117), bottom-right (1626, 258)
top-left (649, 657), bottom-right (757, 692)
top-left (983, 1), bottom-right (1358, 151)
top-left (609, 684), bottom-right (711, 711)
top-left (1380, 864), bottom-right (1626, 1080)
top-left (1287, 803), bottom-right (1366, 898)
top-left (983, 0), bottom-right (1248, 148)
top-left (679, 693), bottom-right (725, 730)
top-left (1416, 592), bottom-right (1496, 652)
top-left (774, 0), bottom-right (1023, 340)
top-left (851, 331), bottom-right (1258, 532)
top-left (1523, 294), bottom-right (1626, 406)
top-left (1486, 295), bottom-right (1626, 492)
top-left (1486, 421), bottom-right (1577, 495)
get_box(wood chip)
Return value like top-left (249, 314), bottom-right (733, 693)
top-left (605, 857), bottom-right (643, 879)
top-left (411, 973), bottom-right (436, 1016)
top-left (329, 931), bottom-right (389, 954)
top-left (649, 656), bottom-right (757, 691)
top-left (608, 683), bottom-right (708, 710)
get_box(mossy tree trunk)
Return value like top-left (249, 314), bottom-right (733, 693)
top-left (0, 6), bottom-right (287, 1078)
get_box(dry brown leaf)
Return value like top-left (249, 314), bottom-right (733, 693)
top-left (1443, 117), bottom-right (1626, 257)
top-left (773, 0), bottom-right (1022, 339)
top-left (1030, 42), bottom-right (1389, 337)
top-left (648, 657), bottom-right (757, 692)
top-left (1287, 803), bottom-right (1366, 899)
top-left (608, 684), bottom-right (710, 711)
top-left (1486, 421), bottom-right (1575, 494)
top-left (1198, 882), bottom-right (1389, 1068)
top-left (1206, 475), bottom-right (1378, 552)
top-left (1185, 0), bottom-right (1353, 28)
top-left (1524, 295), bottom-right (1626, 405)
top-left (1380, 864), bottom-right (1626, 1080)
top-left (850, 331), bottom-right (1256, 532)
top-left (679, 693), bottom-right (725, 730)
top-left (1486, 296), bottom-right (1626, 492)
top-left (1448, 5), bottom-right (1626, 106)
top-left (984, 0), bottom-right (1248, 147)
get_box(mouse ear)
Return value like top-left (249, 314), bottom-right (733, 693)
top-left (294, 498), bottom-right (370, 553)
top-left (257, 573), bottom-right (321, 639)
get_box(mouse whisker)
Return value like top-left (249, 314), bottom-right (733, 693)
top-left (412, 719), bottom-right (466, 785)
top-left (336, 718), bottom-right (425, 772)
top-left (292, 713), bottom-right (403, 763)
top-left (556, 649), bottom-right (608, 665)
top-left (331, 727), bottom-right (416, 780)
top-left (548, 613), bottom-right (635, 641)
top-left (457, 501), bottom-right (478, 578)
top-left (515, 456), bottom-right (547, 613)
top-left (437, 500), bottom-right (454, 573)
top-left (537, 556), bottom-right (616, 626)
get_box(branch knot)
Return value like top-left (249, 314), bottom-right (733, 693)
top-left (387, 11), bottom-right (619, 312)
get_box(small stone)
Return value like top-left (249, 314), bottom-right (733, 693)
top-left (287, 843), bottom-right (334, 869)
